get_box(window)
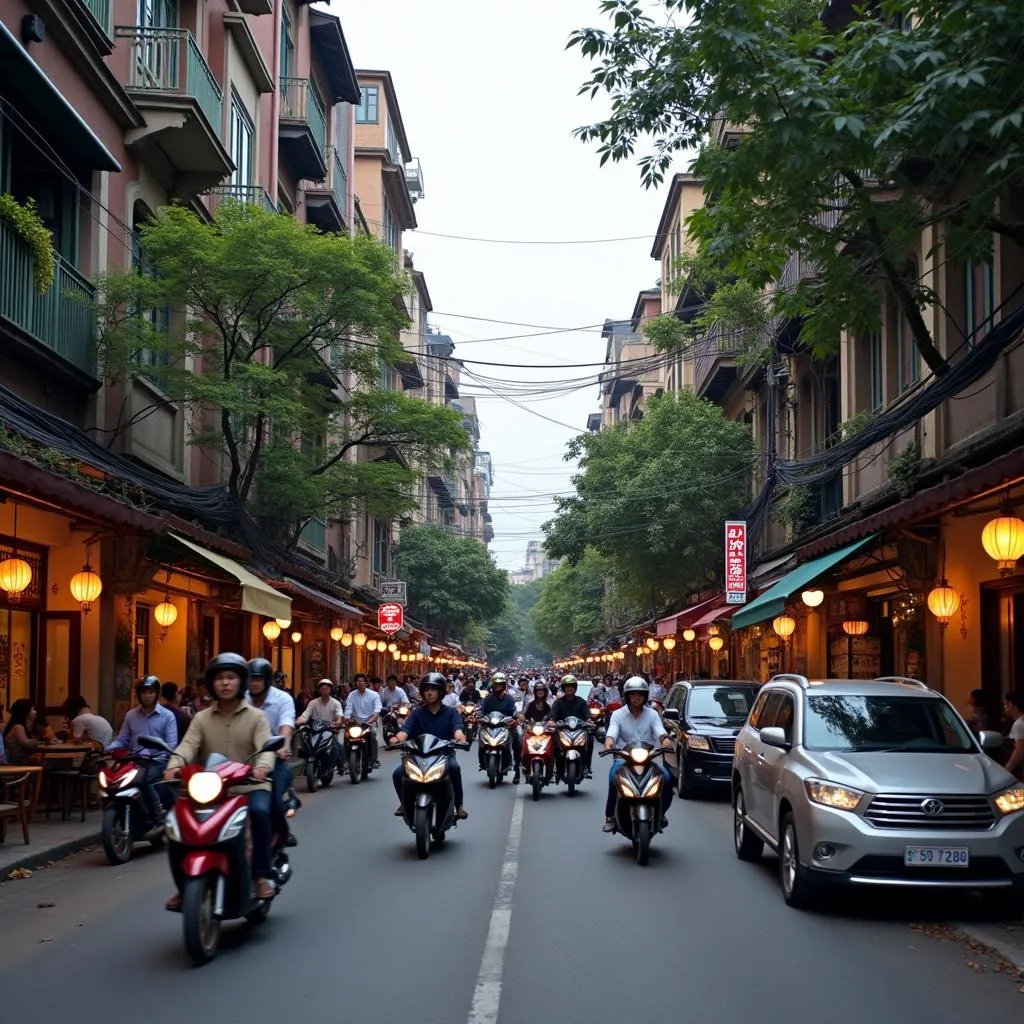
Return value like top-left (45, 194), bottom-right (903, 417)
top-left (382, 197), bottom-right (398, 253)
top-left (356, 85), bottom-right (379, 124)
top-left (372, 518), bottom-right (390, 576)
top-left (229, 92), bottom-right (254, 189)
top-left (749, 690), bottom-right (779, 730)
top-left (137, 0), bottom-right (176, 27)
top-left (774, 695), bottom-right (795, 742)
top-left (965, 256), bottom-right (994, 349)
top-left (379, 356), bottom-right (396, 391)
top-left (386, 114), bottom-right (401, 164)
top-left (867, 330), bottom-right (883, 411)
top-left (687, 685), bottom-right (759, 720)
top-left (896, 307), bottom-right (919, 393)
top-left (131, 210), bottom-right (170, 372)
top-left (279, 7), bottom-right (293, 79)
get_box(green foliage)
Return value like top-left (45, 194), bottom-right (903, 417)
top-left (93, 201), bottom-right (468, 546)
top-left (395, 525), bottom-right (508, 640)
top-left (487, 599), bottom-right (526, 663)
top-left (543, 390), bottom-right (756, 613)
top-left (840, 408), bottom-right (878, 441)
top-left (0, 194), bottom-right (55, 293)
top-left (888, 440), bottom-right (921, 498)
top-left (531, 549), bottom-right (613, 656)
top-left (773, 485), bottom-right (818, 536)
top-left (508, 579), bottom-right (545, 659)
top-left (569, 0), bottom-right (1024, 375)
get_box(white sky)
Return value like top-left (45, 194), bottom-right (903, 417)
top-left (334, 0), bottom-right (669, 570)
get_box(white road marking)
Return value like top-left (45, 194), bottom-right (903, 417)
top-left (466, 790), bottom-right (525, 1024)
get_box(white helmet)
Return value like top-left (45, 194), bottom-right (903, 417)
top-left (622, 676), bottom-right (649, 698)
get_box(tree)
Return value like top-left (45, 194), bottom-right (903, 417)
top-left (93, 202), bottom-right (468, 546)
top-left (487, 598), bottom-right (526, 663)
top-left (395, 525), bottom-right (508, 640)
top-left (531, 549), bottom-right (614, 656)
top-left (509, 579), bottom-right (546, 660)
top-left (570, 0), bottom-right (1024, 373)
top-left (543, 391), bottom-right (755, 612)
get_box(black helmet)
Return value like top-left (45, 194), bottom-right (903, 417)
top-left (248, 657), bottom-right (274, 689)
top-left (419, 672), bottom-right (446, 700)
top-left (135, 674), bottom-right (160, 700)
top-left (204, 652), bottom-right (250, 696)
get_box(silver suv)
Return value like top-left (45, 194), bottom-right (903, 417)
top-left (732, 674), bottom-right (1024, 909)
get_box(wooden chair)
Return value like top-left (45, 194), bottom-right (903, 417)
top-left (0, 772), bottom-right (32, 845)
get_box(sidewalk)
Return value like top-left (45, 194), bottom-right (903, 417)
top-left (0, 757), bottom-right (306, 878)
top-left (956, 920), bottom-right (1024, 972)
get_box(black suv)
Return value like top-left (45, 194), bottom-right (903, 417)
top-left (663, 680), bottom-right (761, 798)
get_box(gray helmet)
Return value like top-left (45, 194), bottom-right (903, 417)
top-left (622, 676), bottom-right (649, 699)
top-left (204, 652), bottom-right (250, 697)
top-left (135, 674), bottom-right (160, 700)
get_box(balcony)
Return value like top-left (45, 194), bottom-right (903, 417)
top-left (405, 158), bottom-right (424, 201)
top-left (304, 146), bottom-right (347, 232)
top-left (116, 26), bottom-right (233, 197)
top-left (428, 471), bottom-right (456, 508)
top-left (279, 78), bottom-right (328, 180)
top-left (206, 184), bottom-right (278, 214)
top-left (297, 517), bottom-right (326, 555)
top-left (693, 325), bottom-right (746, 403)
top-left (0, 218), bottom-right (96, 380)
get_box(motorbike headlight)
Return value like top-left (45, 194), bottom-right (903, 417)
top-left (532, 724), bottom-right (545, 736)
top-left (804, 779), bottom-right (864, 811)
top-left (398, 706), bottom-right (409, 715)
top-left (630, 748), bottom-right (650, 764)
top-left (685, 734), bottom-right (711, 752)
top-left (187, 772), bottom-right (224, 805)
top-left (464, 704), bottom-right (476, 714)
top-left (218, 808), bottom-right (248, 842)
top-left (994, 785), bottom-right (1024, 815)
top-left (590, 708), bottom-right (602, 717)
top-left (404, 761), bottom-right (426, 782)
top-left (164, 808), bottom-right (181, 842)
top-left (349, 726), bottom-right (364, 738)
top-left (641, 775), bottom-right (663, 798)
top-left (422, 762), bottom-right (448, 783)
top-left (98, 769), bottom-right (108, 789)
top-left (559, 734), bottom-right (573, 747)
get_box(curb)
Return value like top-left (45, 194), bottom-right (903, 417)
top-left (957, 922), bottom-right (1024, 972)
top-left (4, 832), bottom-right (102, 877)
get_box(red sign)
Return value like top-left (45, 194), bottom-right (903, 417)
top-left (724, 521), bottom-right (747, 605)
top-left (378, 603), bottom-right (404, 634)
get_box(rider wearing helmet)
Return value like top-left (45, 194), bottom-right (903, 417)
top-left (548, 674), bottom-right (594, 778)
top-left (602, 675), bottom-right (673, 833)
top-left (522, 682), bottom-right (552, 724)
top-left (247, 657), bottom-right (297, 848)
top-left (389, 672), bottom-right (469, 819)
top-left (479, 672), bottom-right (522, 783)
top-left (164, 653), bottom-right (277, 902)
top-left (107, 674), bottom-right (179, 828)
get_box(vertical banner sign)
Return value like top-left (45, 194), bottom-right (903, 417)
top-left (724, 520), bottom-right (748, 605)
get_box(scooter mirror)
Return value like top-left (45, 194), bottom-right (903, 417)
top-left (262, 735), bottom-right (287, 753)
top-left (138, 735), bottom-right (174, 754)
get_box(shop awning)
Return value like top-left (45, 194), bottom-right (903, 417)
top-left (280, 577), bottom-right (361, 620)
top-left (656, 595), bottom-right (722, 636)
top-left (731, 535), bottom-right (878, 630)
top-left (692, 605), bottom-right (736, 629)
top-left (169, 533), bottom-right (291, 620)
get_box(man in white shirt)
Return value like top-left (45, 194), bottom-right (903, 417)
top-left (442, 681), bottom-right (461, 709)
top-left (298, 679), bottom-right (344, 770)
top-left (65, 696), bottom-right (114, 748)
top-left (345, 674), bottom-right (382, 767)
top-left (649, 677), bottom-right (668, 704)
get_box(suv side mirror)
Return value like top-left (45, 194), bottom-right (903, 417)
top-left (760, 726), bottom-right (790, 750)
top-left (662, 708), bottom-right (680, 722)
top-left (978, 730), bottom-right (1004, 753)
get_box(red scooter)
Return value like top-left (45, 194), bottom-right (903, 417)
top-left (140, 735), bottom-right (290, 965)
top-left (521, 721), bottom-right (556, 801)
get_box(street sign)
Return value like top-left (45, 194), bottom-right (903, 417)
top-left (378, 579), bottom-right (407, 605)
top-left (378, 602), bottom-right (404, 634)
top-left (725, 520), bottom-right (748, 605)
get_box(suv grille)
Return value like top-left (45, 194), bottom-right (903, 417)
top-left (709, 736), bottom-right (737, 754)
top-left (864, 794), bottom-right (996, 831)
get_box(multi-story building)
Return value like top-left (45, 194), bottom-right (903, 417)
top-left (524, 540), bottom-right (558, 582)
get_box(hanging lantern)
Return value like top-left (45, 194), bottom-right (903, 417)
top-left (69, 563), bottom-right (103, 613)
top-left (927, 579), bottom-right (960, 628)
top-left (354, 632), bottom-right (367, 646)
top-left (842, 620), bottom-right (870, 636)
top-left (366, 639), bottom-right (378, 652)
top-left (982, 515), bottom-right (1024, 575)
top-left (708, 635), bottom-right (725, 652)
top-left (772, 615), bottom-right (796, 638)
top-left (330, 626), bottom-right (344, 642)
top-left (682, 628), bottom-right (696, 642)
top-left (275, 618), bottom-right (291, 630)
top-left (0, 556), bottom-right (32, 599)
top-left (388, 642), bottom-right (398, 653)
top-left (291, 630), bottom-right (302, 643)
top-left (645, 637), bottom-right (659, 651)
top-left (263, 620), bottom-right (281, 641)
top-left (662, 636), bottom-right (677, 651)
top-left (341, 632), bottom-right (353, 647)
top-left (153, 599), bottom-right (178, 628)
top-left (392, 649), bottom-right (401, 661)
top-left (401, 653), bottom-right (409, 662)
top-left (801, 589), bottom-right (824, 608)
top-left (635, 645), bottom-right (646, 657)
top-left (707, 624), bottom-right (720, 637)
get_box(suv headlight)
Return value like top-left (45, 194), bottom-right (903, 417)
top-left (995, 786), bottom-right (1024, 815)
top-left (804, 779), bottom-right (864, 811)
top-left (685, 734), bottom-right (710, 751)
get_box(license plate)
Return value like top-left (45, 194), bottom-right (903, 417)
top-left (903, 846), bottom-right (969, 867)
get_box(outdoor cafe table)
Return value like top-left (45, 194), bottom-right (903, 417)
top-left (0, 765), bottom-right (44, 815)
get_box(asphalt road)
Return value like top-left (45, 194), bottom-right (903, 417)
top-left (2, 752), bottom-right (1024, 1024)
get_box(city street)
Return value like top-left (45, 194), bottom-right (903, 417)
top-left (2, 754), bottom-right (1024, 1023)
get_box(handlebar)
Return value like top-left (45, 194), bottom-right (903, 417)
top-left (599, 746), bottom-right (670, 759)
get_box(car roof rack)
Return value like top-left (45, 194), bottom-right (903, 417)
top-left (771, 673), bottom-right (811, 689)
top-left (873, 676), bottom-right (930, 690)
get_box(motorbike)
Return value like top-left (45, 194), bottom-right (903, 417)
top-left (297, 721), bottom-right (339, 793)
top-left (599, 742), bottom-right (669, 866)
top-left (382, 703), bottom-right (411, 745)
top-left (588, 702), bottom-right (606, 741)
top-left (396, 734), bottom-right (471, 859)
top-left (343, 720), bottom-right (374, 784)
top-left (97, 749), bottom-right (180, 864)
top-left (478, 712), bottom-right (516, 788)
top-left (139, 735), bottom-right (292, 965)
top-left (553, 716), bottom-right (591, 797)
top-left (459, 702), bottom-right (479, 746)
top-left (521, 722), bottom-right (556, 801)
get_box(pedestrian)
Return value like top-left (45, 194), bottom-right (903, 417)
top-left (65, 695), bottom-right (114, 749)
top-left (159, 682), bottom-right (192, 746)
top-left (1003, 692), bottom-right (1024, 778)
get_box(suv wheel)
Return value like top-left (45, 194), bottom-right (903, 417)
top-left (779, 812), bottom-right (815, 909)
top-left (677, 749), bottom-right (694, 799)
top-left (733, 788), bottom-right (763, 861)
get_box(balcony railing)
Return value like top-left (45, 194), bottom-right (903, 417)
top-left (299, 517), bottom-right (326, 553)
top-left (693, 324), bottom-right (746, 398)
top-left (83, 0), bottom-right (112, 35)
top-left (115, 27), bottom-right (223, 138)
top-left (386, 114), bottom-right (402, 166)
top-left (280, 77), bottom-right (327, 153)
top-left (0, 219), bottom-right (95, 374)
top-left (307, 147), bottom-right (346, 212)
top-left (207, 184), bottom-right (277, 213)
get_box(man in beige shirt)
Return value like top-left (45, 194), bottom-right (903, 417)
top-left (164, 652), bottom-right (276, 903)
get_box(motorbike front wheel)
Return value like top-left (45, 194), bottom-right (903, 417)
top-left (566, 761), bottom-right (578, 797)
top-left (182, 875), bottom-right (221, 965)
top-left (531, 761), bottom-right (543, 802)
top-left (636, 820), bottom-right (652, 867)
top-left (305, 761), bottom-right (317, 794)
top-left (101, 805), bottom-right (133, 865)
top-left (414, 804), bottom-right (431, 859)
top-left (348, 749), bottom-right (361, 784)
top-left (487, 758), bottom-right (498, 789)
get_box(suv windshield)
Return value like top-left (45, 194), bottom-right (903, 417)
top-left (803, 694), bottom-right (975, 752)
top-left (688, 686), bottom-right (759, 720)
